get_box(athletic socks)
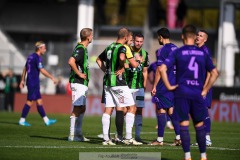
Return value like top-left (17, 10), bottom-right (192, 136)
top-left (69, 116), bottom-right (77, 136)
top-left (180, 126), bottom-right (190, 153)
top-left (135, 114), bottom-right (142, 138)
top-left (125, 112), bottom-right (135, 140)
top-left (115, 111), bottom-right (124, 140)
top-left (157, 113), bottom-right (166, 137)
top-left (102, 113), bottom-right (110, 141)
top-left (169, 114), bottom-right (180, 138)
top-left (76, 113), bottom-right (84, 136)
top-left (204, 111), bottom-right (211, 135)
top-left (37, 105), bottom-right (46, 118)
top-left (195, 125), bottom-right (206, 153)
top-left (21, 104), bottom-right (30, 118)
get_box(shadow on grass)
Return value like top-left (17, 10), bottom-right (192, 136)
top-left (30, 135), bottom-right (103, 144)
top-left (0, 121), bottom-right (19, 125)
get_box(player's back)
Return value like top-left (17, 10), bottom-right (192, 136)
top-left (26, 53), bottom-right (41, 87)
top-left (173, 45), bottom-right (214, 100)
top-left (156, 43), bottom-right (177, 95)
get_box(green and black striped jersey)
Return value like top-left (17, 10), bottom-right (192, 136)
top-left (98, 42), bottom-right (127, 87)
top-left (125, 49), bottom-right (149, 89)
top-left (69, 43), bottom-right (90, 86)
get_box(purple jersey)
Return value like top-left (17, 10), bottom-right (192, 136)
top-left (147, 61), bottom-right (157, 78)
top-left (156, 43), bottom-right (178, 99)
top-left (25, 53), bottom-right (44, 87)
top-left (164, 45), bottom-right (215, 100)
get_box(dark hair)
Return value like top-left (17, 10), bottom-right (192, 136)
top-left (198, 29), bottom-right (208, 36)
top-left (134, 33), bottom-right (144, 39)
top-left (157, 28), bottom-right (170, 38)
top-left (182, 24), bottom-right (197, 38)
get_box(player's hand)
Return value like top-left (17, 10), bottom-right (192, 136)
top-left (79, 73), bottom-right (87, 79)
top-left (19, 81), bottom-right (25, 89)
top-left (135, 53), bottom-right (143, 62)
top-left (115, 68), bottom-right (125, 76)
top-left (166, 84), bottom-right (178, 91)
top-left (52, 77), bottom-right (57, 84)
top-left (201, 89), bottom-right (208, 98)
top-left (151, 87), bottom-right (156, 96)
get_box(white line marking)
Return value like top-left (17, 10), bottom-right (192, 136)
top-left (1, 145), bottom-right (239, 151)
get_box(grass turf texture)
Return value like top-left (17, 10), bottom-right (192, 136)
top-left (0, 112), bottom-right (239, 160)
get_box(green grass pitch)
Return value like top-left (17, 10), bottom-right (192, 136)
top-left (0, 112), bottom-right (239, 160)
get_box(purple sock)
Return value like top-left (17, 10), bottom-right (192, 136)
top-left (157, 113), bottom-right (166, 137)
top-left (166, 114), bottom-right (171, 121)
top-left (195, 125), bottom-right (206, 153)
top-left (180, 126), bottom-right (190, 152)
top-left (169, 114), bottom-right (180, 136)
top-left (37, 105), bottom-right (46, 118)
top-left (21, 104), bottom-right (30, 118)
top-left (204, 108), bottom-right (211, 135)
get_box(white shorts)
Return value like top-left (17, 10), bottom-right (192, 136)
top-left (71, 83), bottom-right (88, 106)
top-left (104, 85), bottom-right (135, 108)
top-left (130, 88), bottom-right (145, 108)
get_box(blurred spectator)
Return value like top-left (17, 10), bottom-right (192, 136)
top-left (148, 0), bottom-right (166, 28)
top-left (4, 69), bottom-right (18, 112)
top-left (56, 76), bottom-right (66, 94)
top-left (176, 0), bottom-right (188, 28)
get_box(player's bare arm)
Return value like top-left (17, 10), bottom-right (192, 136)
top-left (143, 67), bottom-right (148, 90)
top-left (127, 57), bottom-right (140, 68)
top-left (40, 68), bottom-right (57, 84)
top-left (19, 67), bottom-right (27, 89)
top-left (68, 57), bottom-right (86, 80)
top-left (96, 57), bottom-right (106, 72)
top-left (201, 68), bottom-right (219, 97)
top-left (159, 64), bottom-right (178, 91)
top-left (151, 66), bottom-right (161, 96)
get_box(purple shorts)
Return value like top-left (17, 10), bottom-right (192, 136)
top-left (173, 97), bottom-right (205, 123)
top-left (154, 94), bottom-right (174, 110)
top-left (27, 85), bottom-right (41, 101)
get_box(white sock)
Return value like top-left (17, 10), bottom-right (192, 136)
top-left (201, 153), bottom-right (207, 159)
top-left (125, 112), bottom-right (135, 140)
top-left (70, 116), bottom-right (77, 136)
top-left (157, 137), bottom-right (163, 142)
top-left (206, 135), bottom-right (211, 141)
top-left (102, 113), bottom-right (110, 141)
top-left (167, 121), bottom-right (172, 126)
top-left (19, 118), bottom-right (25, 123)
top-left (76, 113), bottom-right (84, 136)
top-left (176, 135), bottom-right (180, 140)
top-left (185, 152), bottom-right (191, 159)
top-left (43, 116), bottom-right (49, 123)
top-left (135, 114), bottom-right (142, 138)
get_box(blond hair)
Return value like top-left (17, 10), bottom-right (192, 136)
top-left (80, 28), bottom-right (93, 41)
top-left (35, 41), bottom-right (45, 51)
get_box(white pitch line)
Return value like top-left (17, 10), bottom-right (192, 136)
top-left (1, 145), bottom-right (239, 151)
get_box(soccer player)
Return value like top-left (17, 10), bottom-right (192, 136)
top-left (148, 51), bottom-right (174, 130)
top-left (18, 41), bottom-right (57, 126)
top-left (196, 29), bottom-right (213, 146)
top-left (125, 33), bottom-right (149, 142)
top-left (150, 28), bottom-right (181, 146)
top-left (96, 28), bottom-right (142, 145)
top-left (159, 24), bottom-right (219, 160)
top-left (68, 28), bottom-right (93, 142)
